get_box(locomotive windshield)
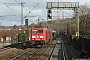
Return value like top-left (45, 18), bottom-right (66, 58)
top-left (32, 30), bottom-right (43, 34)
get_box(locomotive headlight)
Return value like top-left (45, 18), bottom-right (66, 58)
top-left (32, 36), bottom-right (35, 38)
top-left (40, 36), bottom-right (43, 38)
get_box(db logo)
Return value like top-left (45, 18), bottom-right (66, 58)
top-left (37, 35), bottom-right (39, 38)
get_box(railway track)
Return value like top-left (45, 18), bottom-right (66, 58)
top-left (0, 42), bottom-right (33, 60)
top-left (0, 40), bottom-right (57, 60)
top-left (0, 47), bottom-right (10, 52)
top-left (0, 46), bottom-right (41, 60)
top-left (29, 43), bottom-right (54, 60)
top-left (48, 38), bottom-right (62, 60)
top-left (11, 48), bottom-right (40, 60)
top-left (48, 41), bottom-right (57, 60)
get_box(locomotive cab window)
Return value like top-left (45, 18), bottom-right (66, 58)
top-left (32, 30), bottom-right (43, 34)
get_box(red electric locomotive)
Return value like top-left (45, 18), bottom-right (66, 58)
top-left (30, 27), bottom-right (52, 46)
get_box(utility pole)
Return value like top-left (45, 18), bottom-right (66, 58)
top-left (21, 2), bottom-right (26, 28)
top-left (62, 11), bottom-right (64, 19)
top-left (57, 0), bottom-right (59, 19)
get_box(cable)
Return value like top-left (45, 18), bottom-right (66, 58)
top-left (15, 0), bottom-right (45, 21)
top-left (63, 11), bottom-right (74, 17)
top-left (4, 3), bottom-right (16, 15)
top-left (36, 2), bottom-right (46, 16)
top-left (32, 0), bottom-right (37, 4)
top-left (4, 3), bottom-right (20, 20)
top-left (15, 0), bottom-right (29, 12)
top-left (15, 0), bottom-right (19, 4)
top-left (14, 0), bottom-right (40, 21)
top-left (23, 3), bottom-right (39, 19)
top-left (23, 0), bottom-right (45, 21)
top-left (29, 0), bottom-right (46, 21)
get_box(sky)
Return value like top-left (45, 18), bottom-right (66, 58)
top-left (0, 0), bottom-right (90, 26)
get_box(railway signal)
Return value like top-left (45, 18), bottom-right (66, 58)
top-left (25, 19), bottom-right (28, 26)
top-left (47, 10), bottom-right (52, 21)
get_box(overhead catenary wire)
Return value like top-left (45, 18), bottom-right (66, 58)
top-left (32, 0), bottom-right (38, 4)
top-left (4, 1), bottom-right (27, 26)
top-left (7, 0), bottom-right (40, 20)
top-left (15, 0), bottom-right (46, 21)
top-left (15, 0), bottom-right (29, 12)
top-left (4, 3), bottom-right (20, 20)
top-left (63, 11), bottom-right (74, 17)
top-left (3, 0), bottom-right (46, 24)
top-left (15, 0), bottom-right (19, 4)
top-left (35, 1), bottom-right (46, 17)
top-left (23, 3), bottom-right (39, 19)
top-left (27, 0), bottom-right (46, 21)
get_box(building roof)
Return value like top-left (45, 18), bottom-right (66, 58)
top-left (0, 29), bottom-right (24, 38)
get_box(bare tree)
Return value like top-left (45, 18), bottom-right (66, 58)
top-left (79, 3), bottom-right (90, 38)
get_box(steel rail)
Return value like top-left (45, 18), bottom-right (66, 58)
top-left (25, 48), bottom-right (41, 60)
top-left (11, 48), bottom-right (41, 60)
top-left (48, 41), bottom-right (57, 60)
top-left (0, 47), bottom-right (10, 51)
